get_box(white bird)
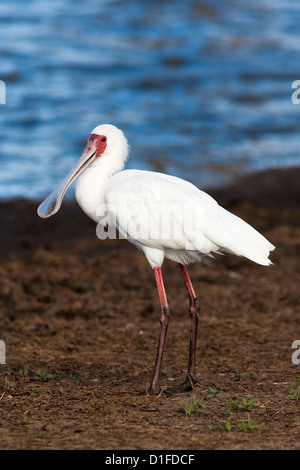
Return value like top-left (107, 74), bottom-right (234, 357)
top-left (38, 124), bottom-right (275, 395)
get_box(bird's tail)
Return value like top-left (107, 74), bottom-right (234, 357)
top-left (207, 205), bottom-right (275, 266)
top-left (225, 211), bottom-right (275, 266)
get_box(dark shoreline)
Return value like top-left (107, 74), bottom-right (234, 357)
top-left (0, 165), bottom-right (299, 259)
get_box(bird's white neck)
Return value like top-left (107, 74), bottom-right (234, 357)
top-left (75, 146), bottom-right (127, 222)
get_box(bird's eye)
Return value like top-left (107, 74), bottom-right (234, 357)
top-left (101, 137), bottom-right (106, 143)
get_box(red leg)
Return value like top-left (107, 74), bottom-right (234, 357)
top-left (179, 264), bottom-right (201, 386)
top-left (148, 267), bottom-right (171, 395)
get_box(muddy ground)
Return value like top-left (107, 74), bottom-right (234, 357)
top-left (0, 167), bottom-right (300, 450)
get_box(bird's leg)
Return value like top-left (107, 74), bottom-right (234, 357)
top-left (179, 264), bottom-right (201, 387)
top-left (148, 267), bottom-right (171, 395)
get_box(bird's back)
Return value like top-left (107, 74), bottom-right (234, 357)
top-left (102, 170), bottom-right (274, 267)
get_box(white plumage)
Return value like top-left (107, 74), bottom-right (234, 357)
top-left (38, 124), bottom-right (275, 395)
top-left (96, 169), bottom-right (274, 268)
top-left (72, 125), bottom-right (274, 268)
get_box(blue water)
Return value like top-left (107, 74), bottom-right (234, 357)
top-left (1, 0), bottom-right (300, 199)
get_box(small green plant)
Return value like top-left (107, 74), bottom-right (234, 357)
top-left (238, 413), bottom-right (264, 432)
top-left (214, 415), bottom-right (233, 432)
top-left (231, 397), bottom-right (257, 411)
top-left (289, 377), bottom-right (300, 400)
top-left (231, 368), bottom-right (257, 380)
top-left (183, 398), bottom-right (202, 416)
top-left (37, 422), bottom-right (45, 439)
top-left (73, 372), bottom-right (83, 382)
top-left (4, 377), bottom-right (16, 391)
top-left (209, 386), bottom-right (218, 395)
top-left (23, 413), bottom-right (33, 430)
top-left (19, 363), bottom-right (30, 378)
top-left (23, 414), bottom-right (45, 438)
top-left (206, 386), bottom-right (220, 398)
top-left (36, 369), bottom-right (54, 382)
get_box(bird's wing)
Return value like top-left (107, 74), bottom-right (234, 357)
top-left (203, 204), bottom-right (275, 265)
top-left (102, 170), bottom-right (219, 253)
top-left (103, 170), bottom-right (274, 266)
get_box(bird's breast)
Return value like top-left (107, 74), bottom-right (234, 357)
top-left (75, 167), bottom-right (107, 223)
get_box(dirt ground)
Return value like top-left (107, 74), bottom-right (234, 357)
top-left (1, 167), bottom-right (300, 450)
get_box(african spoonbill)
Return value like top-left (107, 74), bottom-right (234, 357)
top-left (38, 124), bottom-right (275, 395)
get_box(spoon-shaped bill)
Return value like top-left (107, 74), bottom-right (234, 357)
top-left (37, 142), bottom-right (98, 219)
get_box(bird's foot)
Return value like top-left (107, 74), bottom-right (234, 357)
top-left (143, 372), bottom-right (200, 396)
top-left (167, 373), bottom-right (200, 393)
top-left (181, 373), bottom-right (200, 390)
top-left (147, 388), bottom-right (160, 396)
top-left (145, 382), bottom-right (163, 396)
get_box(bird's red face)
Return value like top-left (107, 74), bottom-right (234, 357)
top-left (85, 133), bottom-right (108, 158)
top-left (37, 132), bottom-right (108, 219)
